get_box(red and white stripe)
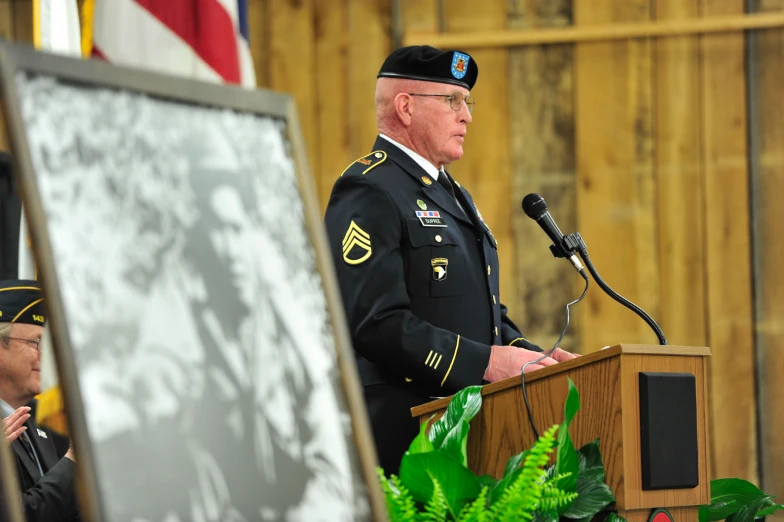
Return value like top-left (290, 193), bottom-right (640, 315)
top-left (92, 0), bottom-right (256, 88)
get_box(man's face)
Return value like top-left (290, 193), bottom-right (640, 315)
top-left (0, 323), bottom-right (43, 407)
top-left (409, 82), bottom-right (473, 168)
top-left (209, 185), bottom-right (248, 277)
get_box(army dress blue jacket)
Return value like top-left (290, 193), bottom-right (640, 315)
top-left (325, 136), bottom-right (540, 397)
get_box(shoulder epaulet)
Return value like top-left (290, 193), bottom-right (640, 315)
top-left (340, 150), bottom-right (388, 177)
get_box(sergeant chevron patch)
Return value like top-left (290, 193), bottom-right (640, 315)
top-left (342, 221), bottom-right (372, 265)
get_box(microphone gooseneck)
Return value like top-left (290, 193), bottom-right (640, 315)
top-left (521, 193), bottom-right (668, 346)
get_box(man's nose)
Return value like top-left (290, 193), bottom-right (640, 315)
top-left (460, 103), bottom-right (472, 123)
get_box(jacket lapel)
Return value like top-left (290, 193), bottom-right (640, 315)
top-left (27, 420), bottom-right (59, 471)
top-left (373, 137), bottom-right (474, 226)
top-left (12, 436), bottom-right (41, 480)
top-left (454, 181), bottom-right (497, 246)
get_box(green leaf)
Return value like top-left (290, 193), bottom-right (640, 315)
top-left (478, 474), bottom-right (498, 489)
top-left (429, 385), bottom-right (483, 449)
top-left (532, 508), bottom-right (560, 522)
top-left (577, 439), bottom-right (605, 481)
top-left (440, 419), bottom-right (471, 467)
top-left (556, 378), bottom-right (581, 497)
top-left (699, 502), bottom-right (737, 522)
top-left (455, 486), bottom-right (490, 522)
top-left (560, 440), bottom-right (615, 519)
top-left (399, 451), bottom-right (481, 518)
top-left (564, 377), bottom-right (581, 426)
top-left (487, 467), bottom-right (521, 506)
top-left (408, 418), bottom-right (436, 455)
top-left (604, 513), bottom-right (628, 522)
top-left (504, 450), bottom-right (531, 478)
top-left (563, 473), bottom-right (615, 518)
top-left (726, 496), bottom-right (773, 522)
top-left (756, 500), bottom-right (784, 517)
top-left (701, 479), bottom-right (769, 522)
top-left (377, 468), bottom-right (418, 521)
top-left (420, 479), bottom-right (449, 521)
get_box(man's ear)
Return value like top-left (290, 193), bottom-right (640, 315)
top-left (393, 93), bottom-right (413, 127)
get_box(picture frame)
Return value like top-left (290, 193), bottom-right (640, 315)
top-left (0, 41), bottom-right (385, 521)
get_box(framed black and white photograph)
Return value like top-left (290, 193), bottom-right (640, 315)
top-left (0, 437), bottom-right (24, 522)
top-left (0, 42), bottom-right (385, 522)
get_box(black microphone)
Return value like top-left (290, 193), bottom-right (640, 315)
top-left (522, 193), bottom-right (668, 345)
top-left (522, 193), bottom-right (585, 273)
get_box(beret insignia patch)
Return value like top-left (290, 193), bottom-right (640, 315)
top-left (451, 52), bottom-right (470, 80)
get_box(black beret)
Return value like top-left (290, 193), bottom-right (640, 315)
top-left (0, 280), bottom-right (45, 325)
top-left (377, 45), bottom-right (479, 90)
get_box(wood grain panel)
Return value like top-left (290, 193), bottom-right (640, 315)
top-left (699, 0), bottom-right (758, 483)
top-left (0, 1), bottom-right (21, 154)
top-left (618, 506), bottom-right (699, 522)
top-left (652, 1), bottom-right (707, 349)
top-left (507, 0), bottom-right (580, 353)
top-left (466, 356), bottom-right (626, 499)
top-left (620, 354), bottom-right (710, 508)
top-left (574, 0), bottom-right (661, 351)
top-left (246, 0), bottom-right (270, 87)
top-left (313, 0), bottom-right (350, 208)
top-left (750, 0), bottom-right (784, 509)
top-left (400, 0), bottom-right (438, 34)
top-left (414, 346), bottom-right (712, 512)
top-left (266, 0), bottom-right (319, 187)
top-left (442, 0), bottom-right (514, 316)
top-left (0, 1), bottom-right (15, 42)
top-left (11, 0), bottom-right (31, 44)
top-left (346, 0), bottom-right (392, 165)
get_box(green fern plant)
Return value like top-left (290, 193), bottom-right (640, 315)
top-left (378, 468), bottom-right (417, 521)
top-left (420, 479), bottom-right (449, 521)
top-left (454, 487), bottom-right (489, 522)
top-left (486, 425), bottom-right (577, 521)
top-left (378, 378), bottom-right (617, 521)
top-left (378, 379), bottom-right (784, 522)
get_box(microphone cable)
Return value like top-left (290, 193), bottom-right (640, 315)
top-left (577, 245), bottom-right (667, 346)
top-left (520, 269), bottom-right (589, 440)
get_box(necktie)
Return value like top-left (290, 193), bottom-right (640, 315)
top-left (19, 431), bottom-right (43, 476)
top-left (437, 172), bottom-right (457, 200)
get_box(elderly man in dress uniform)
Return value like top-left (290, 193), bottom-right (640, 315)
top-left (324, 45), bottom-right (577, 474)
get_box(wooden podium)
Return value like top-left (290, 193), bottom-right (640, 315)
top-left (411, 344), bottom-right (712, 522)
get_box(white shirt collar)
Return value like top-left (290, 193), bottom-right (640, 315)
top-left (0, 398), bottom-right (15, 419)
top-left (379, 134), bottom-right (444, 180)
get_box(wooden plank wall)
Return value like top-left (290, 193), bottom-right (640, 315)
top-left (573, 0), bottom-right (757, 484)
top-left (508, 1), bottom-right (578, 352)
top-left (749, 0), bottom-right (784, 514)
top-left (0, 0), bottom-right (33, 152)
top-left (700, 0), bottom-right (758, 484)
top-left (4, 0), bottom-right (781, 498)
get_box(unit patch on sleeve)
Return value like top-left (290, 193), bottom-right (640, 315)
top-left (342, 220), bottom-right (372, 265)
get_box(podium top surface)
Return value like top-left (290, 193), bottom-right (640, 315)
top-left (411, 343), bottom-right (711, 418)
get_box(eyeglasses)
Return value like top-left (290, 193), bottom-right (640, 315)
top-left (408, 92), bottom-right (475, 114)
top-left (6, 337), bottom-right (41, 351)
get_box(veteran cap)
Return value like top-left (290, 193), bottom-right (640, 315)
top-left (0, 280), bottom-right (45, 325)
top-left (377, 45), bottom-right (479, 90)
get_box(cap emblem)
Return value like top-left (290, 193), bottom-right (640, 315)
top-left (451, 52), bottom-right (470, 79)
